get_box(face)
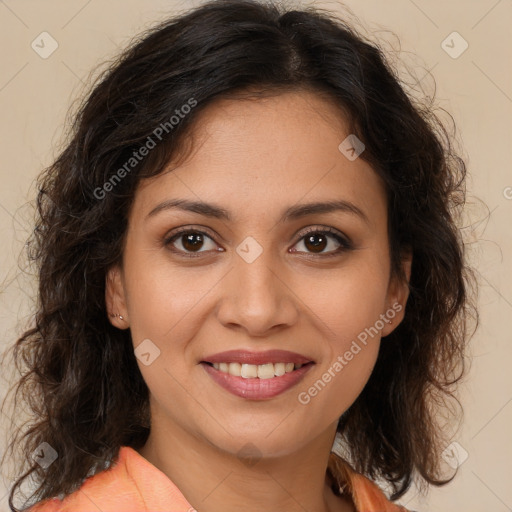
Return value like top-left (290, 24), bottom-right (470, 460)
top-left (106, 89), bottom-right (411, 459)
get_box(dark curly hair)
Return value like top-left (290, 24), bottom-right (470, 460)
top-left (1, 0), bottom-right (478, 509)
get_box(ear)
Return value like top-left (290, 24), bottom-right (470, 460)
top-left (381, 248), bottom-right (413, 337)
top-left (105, 264), bottom-right (129, 329)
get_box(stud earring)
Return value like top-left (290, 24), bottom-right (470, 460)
top-left (109, 313), bottom-right (124, 320)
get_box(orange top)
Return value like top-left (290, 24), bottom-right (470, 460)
top-left (28, 446), bottom-right (410, 512)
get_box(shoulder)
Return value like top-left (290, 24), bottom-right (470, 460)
top-left (26, 447), bottom-right (147, 512)
top-left (26, 446), bottom-right (193, 512)
top-left (341, 463), bottom-right (412, 512)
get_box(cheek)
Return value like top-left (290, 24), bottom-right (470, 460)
top-left (294, 260), bottom-right (387, 416)
top-left (124, 251), bottom-right (209, 342)
top-left (121, 275), bottom-right (210, 413)
top-left (124, 261), bottom-right (209, 418)
top-left (297, 299), bottom-right (383, 426)
top-left (304, 257), bottom-right (390, 343)
top-left (297, 345), bottom-right (379, 431)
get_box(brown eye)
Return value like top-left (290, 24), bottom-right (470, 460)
top-left (181, 232), bottom-right (206, 252)
top-left (303, 233), bottom-right (329, 253)
top-left (291, 227), bottom-right (352, 257)
top-left (164, 229), bottom-right (219, 256)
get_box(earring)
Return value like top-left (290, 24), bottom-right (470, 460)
top-left (109, 313), bottom-right (124, 320)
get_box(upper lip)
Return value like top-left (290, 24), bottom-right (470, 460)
top-left (202, 349), bottom-right (314, 366)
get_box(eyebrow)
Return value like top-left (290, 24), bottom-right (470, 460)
top-left (146, 198), bottom-right (370, 225)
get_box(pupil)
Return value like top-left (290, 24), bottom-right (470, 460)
top-left (183, 233), bottom-right (203, 251)
top-left (305, 234), bottom-right (326, 253)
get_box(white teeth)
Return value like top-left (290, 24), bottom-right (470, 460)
top-left (274, 362), bottom-right (286, 376)
top-left (228, 362), bottom-right (241, 376)
top-left (210, 361), bottom-right (307, 378)
top-left (241, 363), bottom-right (258, 378)
top-left (257, 363), bottom-right (275, 379)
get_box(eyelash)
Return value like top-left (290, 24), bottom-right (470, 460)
top-left (163, 226), bottom-right (353, 259)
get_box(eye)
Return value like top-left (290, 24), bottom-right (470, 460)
top-left (163, 226), bottom-right (352, 258)
top-left (164, 228), bottom-right (221, 257)
top-left (291, 227), bottom-right (352, 257)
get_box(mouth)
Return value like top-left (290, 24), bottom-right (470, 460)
top-left (201, 361), bottom-right (314, 379)
top-left (199, 349), bottom-right (315, 400)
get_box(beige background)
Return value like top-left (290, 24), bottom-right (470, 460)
top-left (0, 0), bottom-right (511, 511)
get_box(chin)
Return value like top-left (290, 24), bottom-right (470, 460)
top-left (203, 428), bottom-right (311, 462)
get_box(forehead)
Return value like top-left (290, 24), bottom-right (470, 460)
top-left (132, 90), bottom-right (386, 227)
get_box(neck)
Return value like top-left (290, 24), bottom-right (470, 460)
top-left (136, 417), bottom-right (354, 512)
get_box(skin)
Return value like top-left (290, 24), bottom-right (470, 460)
top-left (106, 89), bottom-right (412, 512)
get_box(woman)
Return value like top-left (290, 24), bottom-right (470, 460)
top-left (1, 1), bottom-right (477, 511)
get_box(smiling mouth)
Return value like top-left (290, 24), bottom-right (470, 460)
top-left (202, 361), bottom-right (314, 379)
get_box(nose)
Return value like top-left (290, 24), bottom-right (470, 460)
top-left (215, 247), bottom-right (300, 337)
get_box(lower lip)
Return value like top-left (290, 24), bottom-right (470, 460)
top-left (201, 362), bottom-right (314, 400)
